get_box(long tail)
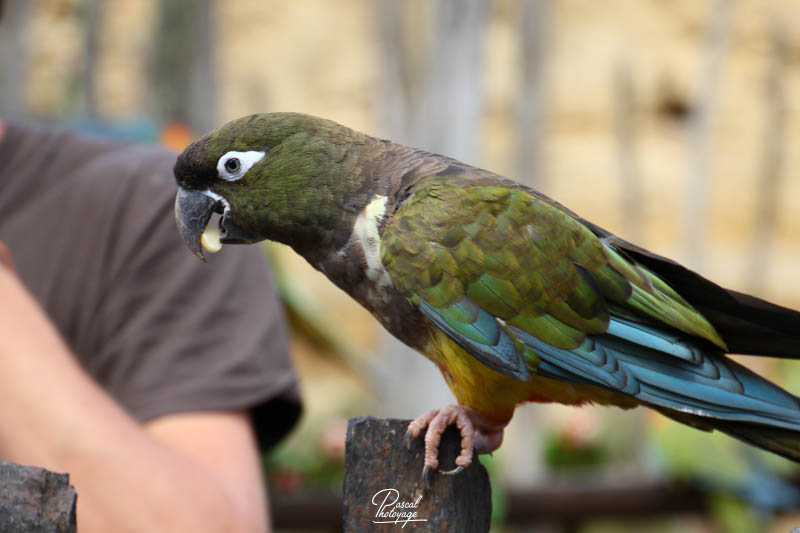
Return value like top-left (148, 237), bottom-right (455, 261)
top-left (513, 313), bottom-right (800, 462)
top-left (716, 422), bottom-right (800, 462)
top-left (659, 408), bottom-right (800, 462)
top-left (589, 224), bottom-right (800, 358)
top-left (570, 222), bottom-right (800, 459)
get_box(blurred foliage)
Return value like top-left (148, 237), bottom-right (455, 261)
top-left (544, 432), bottom-right (608, 471)
top-left (651, 414), bottom-right (800, 532)
top-left (709, 493), bottom-right (762, 533)
top-left (265, 419), bottom-right (348, 493)
top-left (478, 454), bottom-right (508, 526)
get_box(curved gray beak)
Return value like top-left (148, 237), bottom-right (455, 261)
top-left (175, 187), bottom-right (217, 261)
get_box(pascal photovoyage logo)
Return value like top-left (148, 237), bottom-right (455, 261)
top-left (371, 488), bottom-right (428, 527)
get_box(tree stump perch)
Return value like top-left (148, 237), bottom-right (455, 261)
top-left (0, 461), bottom-right (77, 532)
top-left (343, 416), bottom-right (491, 532)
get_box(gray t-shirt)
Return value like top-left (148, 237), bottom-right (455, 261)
top-left (0, 121), bottom-right (301, 450)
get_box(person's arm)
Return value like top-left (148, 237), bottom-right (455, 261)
top-left (0, 260), bottom-right (269, 533)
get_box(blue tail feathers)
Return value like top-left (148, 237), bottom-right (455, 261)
top-left (513, 314), bottom-right (800, 461)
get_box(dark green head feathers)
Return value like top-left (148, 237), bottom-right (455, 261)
top-left (174, 112), bottom-right (350, 192)
top-left (173, 112), bottom-right (376, 259)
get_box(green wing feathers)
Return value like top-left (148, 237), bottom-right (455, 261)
top-left (381, 178), bottom-right (724, 357)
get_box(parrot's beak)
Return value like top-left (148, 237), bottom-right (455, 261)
top-left (175, 187), bottom-right (265, 261)
top-left (175, 187), bottom-right (218, 261)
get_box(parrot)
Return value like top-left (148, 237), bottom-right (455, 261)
top-left (173, 112), bottom-right (800, 480)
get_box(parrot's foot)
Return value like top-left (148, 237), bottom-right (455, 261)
top-left (405, 405), bottom-right (505, 484)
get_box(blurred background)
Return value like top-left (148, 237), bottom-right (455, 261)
top-left (3, 0), bottom-right (800, 531)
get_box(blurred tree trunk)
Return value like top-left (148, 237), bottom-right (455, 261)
top-left (374, 0), bottom-right (409, 142)
top-left (77, 0), bottom-right (102, 118)
top-left (745, 22), bottom-right (787, 294)
top-left (151, 0), bottom-right (216, 133)
top-left (515, 0), bottom-right (549, 190)
top-left (0, 0), bottom-right (31, 117)
top-left (412, 0), bottom-right (489, 165)
top-left (614, 60), bottom-right (643, 243)
top-left (373, 0), bottom-right (490, 419)
top-left (683, 0), bottom-right (733, 270)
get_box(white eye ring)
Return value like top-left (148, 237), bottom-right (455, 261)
top-left (217, 150), bottom-right (266, 182)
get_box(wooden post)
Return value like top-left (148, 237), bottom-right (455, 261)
top-left (0, 461), bottom-right (77, 532)
top-left (343, 416), bottom-right (491, 532)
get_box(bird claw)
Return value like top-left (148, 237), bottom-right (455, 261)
top-left (439, 465), bottom-right (464, 476)
top-left (422, 465), bottom-right (433, 489)
top-left (408, 405), bottom-right (506, 487)
top-left (404, 428), bottom-right (415, 452)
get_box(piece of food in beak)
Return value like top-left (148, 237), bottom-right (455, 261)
top-left (201, 227), bottom-right (222, 254)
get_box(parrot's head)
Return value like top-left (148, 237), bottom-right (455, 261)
top-left (174, 112), bottom-right (366, 260)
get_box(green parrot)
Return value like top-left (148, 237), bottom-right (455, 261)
top-left (174, 112), bottom-right (800, 479)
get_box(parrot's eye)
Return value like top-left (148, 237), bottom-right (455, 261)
top-left (216, 150), bottom-right (267, 182)
top-left (224, 158), bottom-right (241, 174)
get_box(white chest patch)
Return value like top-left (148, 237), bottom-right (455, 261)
top-left (352, 195), bottom-right (393, 298)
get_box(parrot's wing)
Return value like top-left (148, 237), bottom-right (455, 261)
top-left (381, 176), bottom-right (800, 432)
top-left (382, 175), bottom-right (723, 362)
